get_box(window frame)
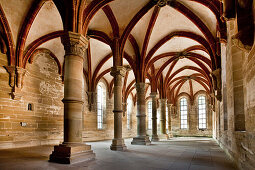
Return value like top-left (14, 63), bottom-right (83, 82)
top-left (198, 95), bottom-right (207, 130)
top-left (147, 101), bottom-right (152, 130)
top-left (180, 97), bottom-right (188, 129)
top-left (97, 84), bottom-right (104, 130)
top-left (127, 98), bottom-right (132, 130)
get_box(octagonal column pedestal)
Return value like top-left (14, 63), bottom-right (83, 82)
top-left (110, 66), bottom-right (127, 151)
top-left (167, 104), bottom-right (173, 138)
top-left (131, 83), bottom-right (151, 145)
top-left (158, 99), bottom-right (169, 140)
top-left (150, 92), bottom-right (159, 142)
top-left (49, 32), bottom-right (95, 164)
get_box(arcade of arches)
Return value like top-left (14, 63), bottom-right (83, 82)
top-left (0, 0), bottom-right (254, 169)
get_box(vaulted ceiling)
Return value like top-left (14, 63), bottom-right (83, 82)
top-left (0, 0), bottom-right (227, 105)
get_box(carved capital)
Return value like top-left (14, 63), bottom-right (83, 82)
top-left (158, 98), bottom-right (167, 104)
top-left (61, 31), bottom-right (88, 58)
top-left (150, 92), bottom-right (157, 98)
top-left (4, 66), bottom-right (16, 87)
top-left (211, 68), bottom-right (221, 90)
top-left (110, 66), bottom-right (126, 77)
top-left (135, 83), bottom-right (146, 93)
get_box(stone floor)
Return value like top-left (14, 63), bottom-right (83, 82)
top-left (0, 137), bottom-right (237, 170)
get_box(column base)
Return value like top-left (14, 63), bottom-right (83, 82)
top-left (131, 136), bottom-right (151, 145)
top-left (151, 135), bottom-right (159, 142)
top-left (49, 143), bottom-right (95, 164)
top-left (110, 138), bottom-right (127, 151)
top-left (158, 134), bottom-right (169, 140)
top-left (168, 132), bottom-right (173, 138)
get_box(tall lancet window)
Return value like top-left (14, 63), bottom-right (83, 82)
top-left (97, 84), bottom-right (104, 129)
top-left (127, 98), bottom-right (132, 130)
top-left (166, 106), bottom-right (168, 130)
top-left (147, 101), bottom-right (152, 130)
top-left (198, 96), bottom-right (207, 129)
top-left (180, 98), bottom-right (188, 129)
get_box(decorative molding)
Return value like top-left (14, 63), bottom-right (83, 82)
top-left (61, 31), bottom-right (88, 58)
top-left (110, 66), bottom-right (126, 77)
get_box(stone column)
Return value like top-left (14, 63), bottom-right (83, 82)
top-left (50, 31), bottom-right (95, 164)
top-left (131, 83), bottom-right (151, 145)
top-left (150, 92), bottom-right (159, 141)
top-left (110, 66), bottom-right (127, 151)
top-left (159, 99), bottom-right (168, 139)
top-left (167, 103), bottom-right (173, 138)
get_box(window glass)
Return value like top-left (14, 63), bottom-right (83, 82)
top-left (198, 96), bottom-right (207, 129)
top-left (180, 98), bottom-right (188, 129)
top-left (127, 98), bottom-right (132, 130)
top-left (147, 101), bottom-right (152, 130)
top-left (97, 85), bottom-right (103, 129)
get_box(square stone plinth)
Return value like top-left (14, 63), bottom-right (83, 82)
top-left (131, 136), bottom-right (151, 145)
top-left (110, 139), bottom-right (127, 151)
top-left (49, 143), bottom-right (95, 164)
top-left (151, 135), bottom-right (159, 142)
top-left (158, 134), bottom-right (169, 140)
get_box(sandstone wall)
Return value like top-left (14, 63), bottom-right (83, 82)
top-left (0, 51), bottom-right (137, 149)
top-left (214, 18), bottom-right (255, 170)
top-left (0, 51), bottom-right (64, 149)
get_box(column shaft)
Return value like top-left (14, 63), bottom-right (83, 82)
top-left (63, 53), bottom-right (84, 143)
top-left (159, 99), bottom-right (167, 134)
top-left (168, 104), bottom-right (173, 138)
top-left (151, 92), bottom-right (159, 141)
top-left (110, 66), bottom-right (126, 151)
top-left (131, 83), bottom-right (151, 145)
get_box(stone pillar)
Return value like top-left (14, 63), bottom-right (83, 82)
top-left (158, 99), bottom-right (168, 140)
top-left (131, 83), bottom-right (151, 145)
top-left (167, 104), bottom-right (173, 138)
top-left (50, 32), bottom-right (95, 164)
top-left (150, 92), bottom-right (159, 141)
top-left (110, 66), bottom-right (127, 151)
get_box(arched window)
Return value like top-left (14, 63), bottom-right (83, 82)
top-left (180, 98), bottom-right (188, 129)
top-left (166, 106), bottom-right (168, 130)
top-left (198, 96), bottom-right (206, 129)
top-left (147, 101), bottom-right (152, 130)
top-left (97, 84), bottom-right (104, 129)
top-left (127, 98), bottom-right (132, 130)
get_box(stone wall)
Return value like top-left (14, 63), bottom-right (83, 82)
top-left (0, 51), bottom-right (64, 149)
top-left (214, 18), bottom-right (255, 170)
top-left (0, 51), bottom-right (137, 149)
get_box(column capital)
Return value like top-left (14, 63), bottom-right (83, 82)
top-left (110, 66), bottom-right (126, 77)
top-left (150, 92), bottom-right (157, 98)
top-left (135, 82), bottom-right (146, 92)
top-left (4, 65), bottom-right (15, 74)
top-left (167, 103), bottom-right (173, 107)
top-left (16, 67), bottom-right (26, 75)
top-left (61, 31), bottom-right (88, 58)
top-left (158, 98), bottom-right (167, 103)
